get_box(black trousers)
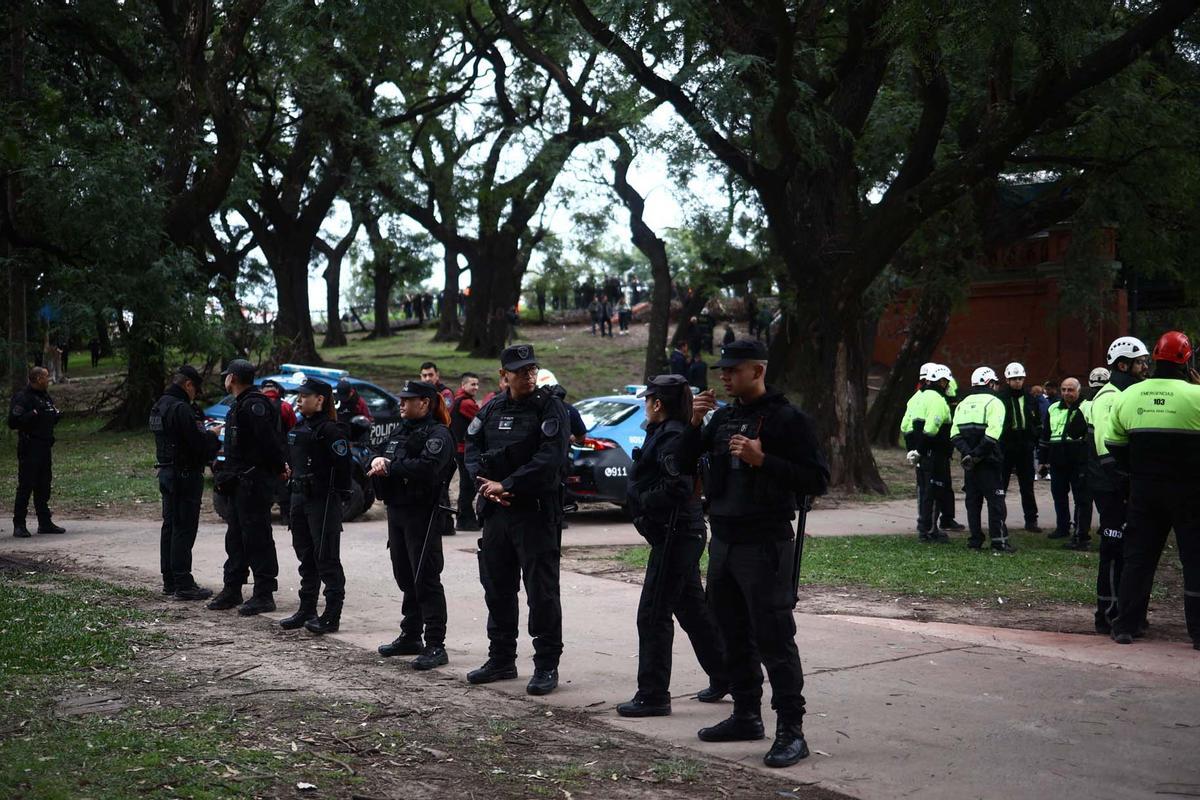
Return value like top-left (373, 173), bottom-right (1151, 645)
top-left (158, 467), bottom-right (204, 589)
top-left (1050, 460), bottom-right (1092, 538)
top-left (635, 532), bottom-right (727, 704)
top-left (600, 316), bottom-right (613, 337)
top-left (14, 440), bottom-right (54, 526)
top-left (1115, 481), bottom-right (1200, 643)
top-left (916, 454), bottom-right (950, 534)
top-left (386, 503), bottom-right (447, 645)
top-left (477, 506), bottom-right (562, 670)
top-left (221, 471), bottom-right (279, 593)
top-left (455, 455), bottom-right (478, 527)
top-left (1093, 487), bottom-right (1127, 629)
top-left (963, 461), bottom-right (1009, 546)
top-left (289, 490), bottom-right (345, 607)
top-left (707, 522), bottom-right (806, 723)
top-left (1002, 443), bottom-right (1039, 526)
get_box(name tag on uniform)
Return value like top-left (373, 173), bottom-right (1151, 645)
top-left (498, 416), bottom-right (515, 431)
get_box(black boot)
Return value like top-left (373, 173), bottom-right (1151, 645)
top-left (237, 592), bottom-right (276, 617)
top-left (467, 658), bottom-right (518, 685)
top-left (1063, 537), bottom-right (1090, 551)
top-left (206, 585), bottom-right (243, 611)
top-left (617, 696), bottom-right (671, 717)
top-left (526, 668), bottom-right (559, 696)
top-left (412, 645), bottom-right (449, 671)
top-left (378, 635), bottom-right (423, 657)
top-left (696, 683), bottom-right (729, 703)
top-left (279, 603), bottom-right (317, 630)
top-left (697, 711), bottom-right (765, 742)
top-left (13, 522), bottom-right (31, 539)
top-left (304, 601), bottom-right (341, 634)
top-left (173, 585), bottom-right (214, 602)
top-left (940, 519), bottom-right (966, 531)
top-left (37, 521), bottom-right (65, 534)
top-left (763, 720), bottom-right (810, 768)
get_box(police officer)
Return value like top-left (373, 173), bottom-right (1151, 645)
top-left (951, 367), bottom-right (1014, 552)
top-left (617, 375), bottom-right (728, 718)
top-left (465, 344), bottom-right (570, 695)
top-left (681, 339), bottom-right (830, 769)
top-left (207, 359), bottom-right (285, 616)
top-left (1039, 376), bottom-right (1093, 549)
top-left (370, 380), bottom-right (456, 671)
top-left (1106, 331), bottom-right (1200, 650)
top-left (278, 378), bottom-right (352, 635)
top-left (901, 364), bottom-right (954, 543)
top-left (149, 365), bottom-right (220, 598)
top-left (8, 366), bottom-right (64, 538)
top-left (999, 362), bottom-right (1042, 532)
top-left (1088, 336), bottom-right (1151, 634)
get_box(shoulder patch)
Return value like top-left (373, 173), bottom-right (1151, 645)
top-left (541, 418), bottom-right (560, 437)
top-left (467, 416), bottom-right (483, 435)
top-left (331, 439), bottom-right (350, 457)
top-left (661, 453), bottom-right (680, 477)
top-left (250, 400), bottom-right (267, 417)
top-left (425, 436), bottom-right (444, 455)
top-left (12, 405), bottom-right (24, 416)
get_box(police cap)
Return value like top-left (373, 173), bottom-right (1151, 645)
top-left (396, 380), bottom-right (439, 400)
top-left (220, 359), bottom-right (255, 382)
top-left (176, 365), bottom-right (203, 387)
top-left (334, 378), bottom-right (352, 399)
top-left (296, 377), bottom-right (333, 401)
top-left (637, 374), bottom-right (690, 400)
top-left (712, 338), bottom-right (769, 368)
top-left (501, 343), bottom-right (538, 372)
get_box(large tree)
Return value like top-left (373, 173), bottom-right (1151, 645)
top-left (569, 0), bottom-right (1200, 490)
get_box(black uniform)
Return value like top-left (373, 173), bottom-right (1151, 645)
top-left (679, 387), bottom-right (830, 726)
top-left (286, 413), bottom-right (352, 612)
top-left (449, 392), bottom-right (480, 529)
top-left (216, 388), bottom-right (285, 595)
top-left (465, 385), bottom-right (570, 671)
top-left (998, 385), bottom-right (1041, 529)
top-left (375, 414), bottom-right (456, 646)
top-left (627, 417), bottom-right (727, 706)
top-left (8, 383), bottom-right (62, 532)
top-left (150, 384), bottom-right (219, 591)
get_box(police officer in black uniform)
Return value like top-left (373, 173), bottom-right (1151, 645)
top-left (680, 339), bottom-right (830, 768)
top-left (8, 366), bottom-right (65, 538)
top-left (207, 359), bottom-right (285, 616)
top-left (465, 344), bottom-right (570, 695)
top-left (370, 380), bottom-right (456, 670)
top-left (149, 365), bottom-right (220, 599)
top-left (278, 378), bottom-right (352, 635)
top-left (617, 375), bottom-right (728, 718)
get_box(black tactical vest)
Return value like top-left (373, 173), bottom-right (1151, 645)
top-left (149, 393), bottom-right (181, 466)
top-left (377, 420), bottom-right (436, 505)
top-left (704, 404), bottom-right (796, 519)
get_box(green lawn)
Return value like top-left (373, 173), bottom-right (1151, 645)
top-left (617, 530), bottom-right (1176, 606)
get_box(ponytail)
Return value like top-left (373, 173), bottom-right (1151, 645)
top-left (431, 393), bottom-right (451, 427)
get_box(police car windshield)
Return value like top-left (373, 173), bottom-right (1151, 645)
top-left (575, 398), bottom-right (639, 430)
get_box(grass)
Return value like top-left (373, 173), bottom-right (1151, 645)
top-left (617, 530), bottom-right (1181, 605)
top-left (0, 416), bottom-right (158, 517)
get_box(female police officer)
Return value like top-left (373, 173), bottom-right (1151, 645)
top-left (368, 381), bottom-right (456, 670)
top-left (278, 378), bottom-right (352, 635)
top-left (618, 374), bottom-right (727, 718)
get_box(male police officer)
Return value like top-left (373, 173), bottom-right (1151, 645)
top-left (207, 359), bottom-right (285, 616)
top-left (150, 365), bottom-right (220, 598)
top-left (1106, 331), bottom-right (1200, 650)
top-left (1039, 377), bottom-right (1093, 549)
top-left (901, 364), bottom-right (953, 542)
top-left (1089, 336), bottom-right (1151, 634)
top-left (951, 367), bottom-right (1014, 552)
top-left (8, 366), bottom-right (64, 538)
top-left (999, 362), bottom-right (1042, 532)
top-left (682, 339), bottom-right (830, 768)
top-left (465, 344), bottom-right (571, 695)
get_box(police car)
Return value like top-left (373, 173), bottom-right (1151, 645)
top-left (566, 385), bottom-right (718, 510)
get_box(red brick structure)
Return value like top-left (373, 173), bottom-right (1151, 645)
top-left (873, 225), bottom-right (1127, 385)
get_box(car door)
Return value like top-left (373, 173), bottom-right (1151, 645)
top-left (352, 383), bottom-right (401, 447)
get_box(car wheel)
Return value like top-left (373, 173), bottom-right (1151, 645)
top-left (340, 480), bottom-right (367, 522)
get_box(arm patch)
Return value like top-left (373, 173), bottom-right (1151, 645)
top-left (331, 439), bottom-right (349, 457)
top-left (541, 418), bottom-right (560, 437)
top-left (251, 400), bottom-right (267, 417)
top-left (467, 416), bottom-right (483, 435)
top-left (425, 436), bottom-right (444, 455)
top-left (661, 453), bottom-right (680, 477)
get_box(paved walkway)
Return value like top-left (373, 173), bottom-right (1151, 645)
top-left (3, 508), bottom-right (1197, 800)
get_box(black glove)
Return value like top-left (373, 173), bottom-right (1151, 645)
top-left (961, 454), bottom-right (977, 471)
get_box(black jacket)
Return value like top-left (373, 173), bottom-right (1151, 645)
top-left (150, 384), bottom-right (219, 469)
top-left (626, 419), bottom-right (704, 542)
top-left (223, 388), bottom-right (287, 474)
top-left (997, 386), bottom-right (1040, 448)
top-left (8, 385), bottom-right (61, 445)
top-left (465, 386), bottom-right (570, 500)
top-left (375, 415), bottom-right (455, 506)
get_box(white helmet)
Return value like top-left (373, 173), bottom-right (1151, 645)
top-left (971, 366), bottom-right (999, 387)
top-left (536, 368), bottom-right (558, 388)
top-left (1004, 362), bottom-right (1026, 379)
top-left (1088, 367), bottom-right (1111, 388)
top-left (928, 364), bottom-right (953, 383)
top-left (918, 362), bottom-right (937, 380)
top-left (1106, 336), bottom-right (1150, 365)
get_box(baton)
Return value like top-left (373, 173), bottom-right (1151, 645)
top-left (790, 495), bottom-right (812, 605)
top-left (648, 504), bottom-right (681, 625)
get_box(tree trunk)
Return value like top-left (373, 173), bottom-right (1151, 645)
top-left (322, 260), bottom-right (347, 347)
top-left (371, 254), bottom-right (393, 338)
top-left (94, 311), bottom-right (112, 358)
top-left (4, 4), bottom-right (27, 391)
top-left (270, 246), bottom-right (321, 364)
top-left (433, 246), bottom-right (462, 342)
top-left (102, 315), bottom-right (166, 431)
top-left (459, 239), bottom-right (521, 358)
top-left (670, 289), bottom-right (710, 348)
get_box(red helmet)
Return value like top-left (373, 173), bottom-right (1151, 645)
top-left (1152, 331), bottom-right (1193, 364)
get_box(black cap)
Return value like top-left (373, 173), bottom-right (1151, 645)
top-left (296, 378), bottom-right (333, 400)
top-left (260, 378), bottom-right (284, 392)
top-left (334, 378), bottom-right (352, 398)
top-left (176, 365), bottom-right (203, 386)
top-left (636, 374), bottom-right (690, 399)
top-left (220, 358), bottom-right (255, 382)
top-left (501, 343), bottom-right (538, 371)
top-left (712, 338), bottom-right (769, 368)
top-left (396, 380), bottom-right (439, 400)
